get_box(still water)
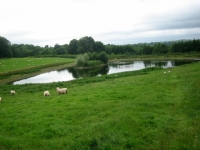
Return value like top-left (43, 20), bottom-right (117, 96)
top-left (13, 60), bottom-right (192, 85)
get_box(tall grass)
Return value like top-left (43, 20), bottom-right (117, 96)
top-left (0, 62), bottom-right (199, 149)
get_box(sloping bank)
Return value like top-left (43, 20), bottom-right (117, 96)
top-left (0, 62), bottom-right (75, 85)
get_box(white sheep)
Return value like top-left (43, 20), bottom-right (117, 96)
top-left (44, 91), bottom-right (50, 96)
top-left (0, 97), bottom-right (1, 102)
top-left (56, 87), bottom-right (67, 94)
top-left (10, 90), bottom-right (16, 95)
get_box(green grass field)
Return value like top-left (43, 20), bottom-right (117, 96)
top-left (0, 58), bottom-right (75, 73)
top-left (0, 61), bottom-right (199, 149)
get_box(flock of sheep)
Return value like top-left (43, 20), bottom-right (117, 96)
top-left (44, 87), bottom-right (68, 96)
top-left (0, 87), bottom-right (67, 102)
top-left (164, 70), bottom-right (171, 74)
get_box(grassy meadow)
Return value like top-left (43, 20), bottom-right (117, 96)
top-left (0, 59), bottom-right (200, 149)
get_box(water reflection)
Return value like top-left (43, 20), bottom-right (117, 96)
top-left (13, 60), bottom-right (193, 85)
top-left (143, 60), bottom-right (170, 68)
top-left (171, 60), bottom-right (192, 66)
top-left (68, 65), bottom-right (109, 78)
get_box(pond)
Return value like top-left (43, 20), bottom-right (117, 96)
top-left (13, 60), bottom-right (193, 85)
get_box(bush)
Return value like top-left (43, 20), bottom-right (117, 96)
top-left (98, 51), bottom-right (108, 63)
top-left (76, 53), bottom-right (89, 67)
top-left (76, 52), bottom-right (108, 67)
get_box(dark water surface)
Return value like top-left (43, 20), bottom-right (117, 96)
top-left (13, 60), bottom-right (193, 85)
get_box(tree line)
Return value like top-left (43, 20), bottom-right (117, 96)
top-left (105, 39), bottom-right (200, 55)
top-left (0, 36), bottom-right (200, 58)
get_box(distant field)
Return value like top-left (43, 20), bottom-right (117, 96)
top-left (0, 62), bottom-right (199, 149)
top-left (0, 58), bottom-right (75, 73)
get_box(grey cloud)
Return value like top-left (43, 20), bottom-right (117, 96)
top-left (141, 1), bottom-right (200, 31)
top-left (94, 26), bottom-right (200, 45)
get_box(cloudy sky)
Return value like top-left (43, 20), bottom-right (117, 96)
top-left (1, 0), bottom-right (200, 47)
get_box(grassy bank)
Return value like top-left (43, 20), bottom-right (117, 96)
top-left (0, 58), bottom-right (75, 84)
top-left (0, 61), bottom-right (199, 149)
top-left (0, 58), bottom-right (75, 73)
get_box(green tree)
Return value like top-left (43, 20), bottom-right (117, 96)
top-left (95, 41), bottom-right (105, 53)
top-left (11, 44), bottom-right (20, 57)
top-left (76, 53), bottom-right (89, 67)
top-left (54, 44), bottom-right (66, 55)
top-left (0, 36), bottom-right (12, 58)
top-left (143, 44), bottom-right (153, 55)
top-left (78, 36), bottom-right (95, 53)
top-left (69, 39), bottom-right (79, 54)
top-left (20, 45), bottom-right (32, 57)
top-left (105, 44), bottom-right (113, 54)
top-left (98, 51), bottom-right (108, 63)
top-left (153, 43), bottom-right (168, 54)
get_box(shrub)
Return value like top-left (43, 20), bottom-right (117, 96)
top-left (76, 52), bottom-right (108, 67)
top-left (98, 51), bottom-right (108, 63)
top-left (76, 53), bottom-right (89, 67)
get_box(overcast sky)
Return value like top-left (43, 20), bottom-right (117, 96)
top-left (1, 0), bottom-right (200, 47)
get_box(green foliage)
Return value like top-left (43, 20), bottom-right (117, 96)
top-left (76, 53), bottom-right (89, 67)
top-left (97, 51), bottom-right (108, 63)
top-left (68, 39), bottom-right (79, 54)
top-left (95, 41), bottom-right (105, 53)
top-left (105, 39), bottom-right (200, 56)
top-left (0, 36), bottom-right (12, 58)
top-left (78, 36), bottom-right (95, 54)
top-left (170, 39), bottom-right (200, 53)
top-left (153, 43), bottom-right (168, 54)
top-left (1, 35), bottom-right (200, 58)
top-left (54, 44), bottom-right (68, 55)
top-left (143, 44), bottom-right (153, 55)
top-left (69, 37), bottom-right (106, 55)
top-left (76, 52), bottom-right (108, 67)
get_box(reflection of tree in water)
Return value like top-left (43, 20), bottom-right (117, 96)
top-left (57, 68), bottom-right (68, 73)
top-left (144, 60), bottom-right (193, 68)
top-left (109, 61), bottom-right (134, 68)
top-left (68, 65), bottom-right (109, 78)
top-left (172, 60), bottom-right (192, 66)
top-left (154, 61), bottom-right (168, 67)
top-left (143, 60), bottom-right (168, 67)
top-left (143, 60), bottom-right (152, 67)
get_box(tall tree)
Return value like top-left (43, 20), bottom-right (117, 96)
top-left (78, 36), bottom-right (95, 53)
top-left (143, 44), bottom-right (153, 55)
top-left (0, 36), bottom-right (12, 58)
top-left (153, 43), bottom-right (168, 54)
top-left (68, 39), bottom-right (79, 54)
top-left (95, 41), bottom-right (105, 53)
top-left (11, 44), bottom-right (20, 57)
top-left (54, 44), bottom-right (66, 55)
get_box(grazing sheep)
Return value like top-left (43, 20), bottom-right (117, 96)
top-left (44, 91), bottom-right (50, 96)
top-left (0, 97), bottom-right (1, 102)
top-left (10, 90), bottom-right (15, 95)
top-left (56, 87), bottom-right (67, 94)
